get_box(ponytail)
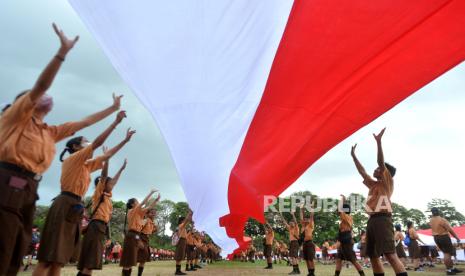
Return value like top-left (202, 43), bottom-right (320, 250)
top-left (60, 136), bottom-right (84, 162)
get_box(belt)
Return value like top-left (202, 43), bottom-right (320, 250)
top-left (91, 219), bottom-right (107, 225)
top-left (369, 212), bottom-right (392, 218)
top-left (60, 191), bottom-right (82, 201)
top-left (129, 230), bottom-right (141, 235)
top-left (0, 162), bottom-right (42, 181)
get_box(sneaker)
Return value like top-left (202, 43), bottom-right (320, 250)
top-left (447, 271), bottom-right (457, 275)
top-left (175, 271), bottom-right (187, 275)
top-left (414, 267), bottom-right (424, 272)
top-left (452, 268), bottom-right (463, 273)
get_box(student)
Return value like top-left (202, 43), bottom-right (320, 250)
top-left (394, 224), bottom-right (408, 268)
top-left (0, 24), bottom-right (122, 275)
top-left (175, 210), bottom-right (193, 275)
top-left (186, 229), bottom-right (197, 271)
top-left (77, 157), bottom-right (128, 275)
top-left (322, 240), bottom-right (330, 265)
top-left (34, 113), bottom-right (134, 276)
top-left (279, 211), bottom-right (300, 275)
top-left (112, 242), bottom-right (122, 263)
top-left (406, 221), bottom-right (424, 272)
top-left (351, 128), bottom-right (408, 276)
top-left (120, 190), bottom-right (159, 276)
top-left (334, 195), bottom-right (365, 276)
top-left (264, 223), bottom-right (275, 269)
top-left (23, 225), bottom-right (40, 271)
top-left (137, 208), bottom-right (158, 276)
top-left (299, 204), bottom-right (316, 276)
top-left (430, 207), bottom-right (462, 275)
top-left (359, 231), bottom-right (370, 268)
top-left (193, 231), bottom-right (203, 269)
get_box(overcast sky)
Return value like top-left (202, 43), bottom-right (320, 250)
top-left (1, 0), bottom-right (464, 215)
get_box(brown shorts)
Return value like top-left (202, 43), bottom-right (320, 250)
top-left (186, 244), bottom-right (195, 261)
top-left (360, 243), bottom-right (367, 258)
top-left (337, 242), bottom-right (356, 262)
top-left (366, 214), bottom-right (395, 258)
top-left (137, 233), bottom-right (151, 263)
top-left (408, 239), bottom-right (421, 259)
top-left (420, 246), bottom-right (430, 258)
top-left (434, 234), bottom-right (454, 255)
top-left (396, 242), bottom-right (407, 258)
top-left (78, 220), bottom-right (107, 270)
top-left (37, 193), bottom-right (82, 265)
top-left (120, 231), bottom-right (142, 267)
top-left (303, 240), bottom-right (315, 261)
top-left (0, 167), bottom-right (39, 275)
top-left (289, 240), bottom-right (299, 258)
top-left (264, 244), bottom-right (273, 258)
top-left (175, 238), bottom-right (187, 261)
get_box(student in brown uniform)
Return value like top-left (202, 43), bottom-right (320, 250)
top-left (279, 211), bottom-right (301, 275)
top-left (299, 203), bottom-right (316, 276)
top-left (175, 210), bottom-right (193, 275)
top-left (394, 224), bottom-right (408, 268)
top-left (334, 195), bottom-right (365, 276)
top-left (322, 240), bottom-right (330, 265)
top-left (406, 221), bottom-right (425, 272)
top-left (77, 156), bottom-right (127, 275)
top-left (186, 229), bottom-right (197, 271)
top-left (192, 231), bottom-right (203, 269)
top-left (264, 222), bottom-right (275, 269)
top-left (0, 24), bottom-right (123, 275)
top-left (351, 128), bottom-right (408, 276)
top-left (137, 208), bottom-right (158, 276)
top-left (359, 231), bottom-right (369, 268)
top-left (429, 207), bottom-right (462, 275)
top-left (120, 190), bottom-right (159, 275)
top-left (33, 113), bottom-right (134, 276)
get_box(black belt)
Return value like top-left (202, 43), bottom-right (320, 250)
top-left (129, 230), bottom-right (141, 235)
top-left (91, 219), bottom-right (107, 225)
top-left (60, 191), bottom-right (82, 201)
top-left (369, 212), bottom-right (392, 218)
top-left (0, 161), bottom-right (42, 181)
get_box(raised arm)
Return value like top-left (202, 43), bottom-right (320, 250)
top-left (71, 94), bottom-right (122, 131)
top-left (101, 128), bottom-right (136, 161)
top-left (291, 211), bottom-right (297, 224)
top-left (443, 220), bottom-right (461, 243)
top-left (351, 144), bottom-right (374, 183)
top-left (92, 111), bottom-right (126, 150)
top-left (180, 210), bottom-right (193, 228)
top-left (140, 189), bottom-right (157, 207)
top-left (106, 159), bottom-right (127, 192)
top-left (30, 23), bottom-right (79, 103)
top-left (373, 128), bottom-right (386, 170)
top-left (145, 193), bottom-right (161, 210)
top-left (278, 212), bottom-right (289, 228)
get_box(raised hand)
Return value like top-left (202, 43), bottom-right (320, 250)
top-left (112, 93), bottom-right (123, 110)
top-left (115, 111), bottom-right (127, 124)
top-left (53, 23), bottom-right (79, 55)
top-left (102, 145), bottom-right (109, 154)
top-left (121, 158), bottom-right (128, 170)
top-left (351, 144), bottom-right (357, 156)
top-left (373, 128), bottom-right (386, 142)
top-left (125, 128), bottom-right (136, 142)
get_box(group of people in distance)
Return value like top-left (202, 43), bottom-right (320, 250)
top-left (232, 128), bottom-right (462, 276)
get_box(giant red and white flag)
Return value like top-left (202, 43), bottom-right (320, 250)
top-left (69, 0), bottom-right (465, 254)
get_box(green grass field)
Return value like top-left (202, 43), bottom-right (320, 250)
top-left (19, 260), bottom-right (455, 275)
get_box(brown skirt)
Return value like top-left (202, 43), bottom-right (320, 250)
top-left (289, 240), bottom-right (299, 258)
top-left (396, 242), bottom-right (407, 258)
top-left (77, 220), bottom-right (107, 270)
top-left (408, 239), bottom-right (420, 259)
top-left (175, 238), bottom-right (187, 261)
top-left (137, 233), bottom-right (151, 263)
top-left (264, 244), bottom-right (273, 258)
top-left (37, 193), bottom-right (82, 265)
top-left (186, 244), bottom-right (195, 261)
top-left (337, 242), bottom-right (356, 262)
top-left (120, 231), bottom-right (142, 267)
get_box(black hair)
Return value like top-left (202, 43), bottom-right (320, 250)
top-left (94, 176), bottom-right (112, 187)
top-left (123, 198), bottom-right (137, 234)
top-left (395, 224), bottom-right (402, 232)
top-left (407, 221), bottom-right (413, 229)
top-left (59, 136), bottom-right (84, 162)
top-left (360, 230), bottom-right (365, 235)
top-left (2, 91), bottom-right (29, 113)
top-left (431, 207), bottom-right (440, 216)
top-left (342, 203), bottom-right (351, 214)
top-left (178, 217), bottom-right (186, 226)
top-left (385, 162), bottom-right (396, 177)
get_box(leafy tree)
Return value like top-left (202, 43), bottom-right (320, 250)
top-left (168, 201), bottom-right (190, 232)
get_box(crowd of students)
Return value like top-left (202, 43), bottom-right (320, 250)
top-left (1, 23), bottom-right (464, 276)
